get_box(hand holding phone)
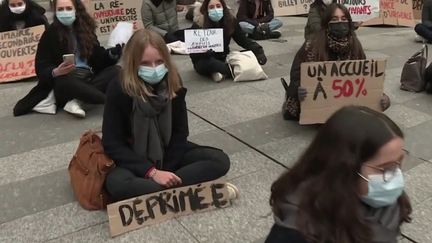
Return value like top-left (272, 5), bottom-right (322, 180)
top-left (62, 54), bottom-right (75, 65)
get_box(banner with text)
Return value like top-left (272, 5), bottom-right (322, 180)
top-left (86, 0), bottom-right (143, 37)
top-left (0, 25), bottom-right (45, 83)
top-left (363, 0), bottom-right (415, 27)
top-left (338, 0), bottom-right (380, 22)
top-left (185, 28), bottom-right (224, 53)
top-left (299, 59), bottom-right (386, 124)
top-left (107, 180), bottom-right (231, 237)
top-left (272, 0), bottom-right (313, 16)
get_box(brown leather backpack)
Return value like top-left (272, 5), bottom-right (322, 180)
top-left (68, 131), bottom-right (115, 210)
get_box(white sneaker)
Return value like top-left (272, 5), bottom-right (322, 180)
top-left (415, 35), bottom-right (425, 43)
top-left (32, 90), bottom-right (56, 114)
top-left (211, 72), bottom-right (224, 82)
top-left (63, 99), bottom-right (85, 118)
top-left (226, 182), bottom-right (239, 201)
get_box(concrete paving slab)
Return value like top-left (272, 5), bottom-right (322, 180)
top-left (188, 128), bottom-right (248, 155)
top-left (186, 85), bottom-right (281, 127)
top-left (47, 220), bottom-right (198, 243)
top-left (402, 197), bottom-right (432, 243)
top-left (404, 94), bottom-right (432, 115)
top-left (0, 140), bottom-right (77, 186)
top-left (178, 165), bottom-right (283, 243)
top-left (404, 162), bottom-right (432, 206)
top-left (383, 68), bottom-right (427, 105)
top-left (404, 120), bottom-right (432, 161)
top-left (0, 169), bottom-right (74, 224)
top-left (384, 104), bottom-right (432, 129)
top-left (0, 84), bottom-right (34, 118)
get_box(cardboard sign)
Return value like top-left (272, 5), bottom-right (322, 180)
top-left (272, 0), bottom-right (313, 16)
top-left (299, 59), bottom-right (386, 124)
top-left (0, 25), bottom-right (45, 83)
top-left (107, 180), bottom-right (231, 237)
top-left (412, 0), bottom-right (423, 20)
top-left (338, 0), bottom-right (380, 22)
top-left (184, 29), bottom-right (224, 53)
top-left (86, 0), bottom-right (143, 37)
top-left (363, 0), bottom-right (415, 27)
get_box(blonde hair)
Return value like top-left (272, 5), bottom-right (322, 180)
top-left (120, 29), bottom-right (181, 99)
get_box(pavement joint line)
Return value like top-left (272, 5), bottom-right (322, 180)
top-left (175, 219), bottom-right (201, 243)
top-left (186, 109), bottom-right (289, 170)
top-left (43, 221), bottom-right (108, 242)
top-left (401, 233), bottom-right (418, 243)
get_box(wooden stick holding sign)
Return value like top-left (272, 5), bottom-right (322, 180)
top-left (299, 59), bottom-right (386, 125)
top-left (85, 0), bottom-right (143, 37)
top-left (0, 25), bottom-right (45, 83)
top-left (184, 29), bottom-right (224, 54)
top-left (107, 179), bottom-right (231, 237)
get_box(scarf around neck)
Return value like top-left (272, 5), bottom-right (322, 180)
top-left (274, 187), bottom-right (401, 243)
top-left (132, 81), bottom-right (172, 167)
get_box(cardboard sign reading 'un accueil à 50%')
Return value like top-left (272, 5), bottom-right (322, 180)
top-left (107, 180), bottom-right (231, 237)
top-left (299, 59), bottom-right (386, 125)
top-left (184, 28), bottom-right (224, 54)
top-left (0, 25), bottom-right (45, 83)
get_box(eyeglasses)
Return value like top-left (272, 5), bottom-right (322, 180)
top-left (361, 161), bottom-right (401, 182)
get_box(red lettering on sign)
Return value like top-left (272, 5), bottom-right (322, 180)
top-left (332, 78), bottom-right (368, 98)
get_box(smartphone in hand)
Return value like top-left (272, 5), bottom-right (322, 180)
top-left (62, 54), bottom-right (75, 65)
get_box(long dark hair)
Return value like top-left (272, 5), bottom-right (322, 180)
top-left (52, 0), bottom-right (97, 60)
top-left (311, 3), bottom-right (365, 61)
top-left (200, 0), bottom-right (235, 37)
top-left (270, 106), bottom-right (412, 243)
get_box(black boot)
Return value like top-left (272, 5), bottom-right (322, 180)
top-left (250, 26), bottom-right (266, 40)
top-left (269, 31), bottom-right (281, 39)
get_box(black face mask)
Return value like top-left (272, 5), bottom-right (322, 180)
top-left (328, 22), bottom-right (350, 39)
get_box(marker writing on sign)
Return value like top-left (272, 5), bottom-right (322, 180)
top-left (118, 183), bottom-right (228, 227)
top-left (307, 60), bottom-right (384, 78)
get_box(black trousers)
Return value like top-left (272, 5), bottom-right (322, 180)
top-left (105, 146), bottom-right (230, 201)
top-left (415, 23), bottom-right (432, 42)
top-left (54, 65), bottom-right (120, 106)
top-left (193, 57), bottom-right (232, 77)
top-left (265, 224), bottom-right (308, 243)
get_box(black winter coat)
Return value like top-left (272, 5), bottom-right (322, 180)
top-left (0, 0), bottom-right (49, 32)
top-left (13, 24), bottom-right (117, 116)
top-left (265, 224), bottom-right (308, 243)
top-left (102, 78), bottom-right (193, 177)
top-left (189, 21), bottom-right (264, 64)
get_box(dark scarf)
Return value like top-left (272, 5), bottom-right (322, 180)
top-left (274, 188), bottom-right (401, 243)
top-left (327, 34), bottom-right (351, 60)
top-left (132, 81), bottom-right (172, 168)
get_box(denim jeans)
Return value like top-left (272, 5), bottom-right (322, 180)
top-left (239, 18), bottom-right (283, 34)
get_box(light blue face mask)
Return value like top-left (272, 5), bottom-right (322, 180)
top-left (208, 8), bottom-right (223, 22)
top-left (56, 10), bottom-right (76, 26)
top-left (359, 168), bottom-right (404, 208)
top-left (138, 64), bottom-right (168, 85)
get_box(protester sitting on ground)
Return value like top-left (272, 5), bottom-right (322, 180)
top-left (0, 0), bottom-right (49, 32)
top-left (414, 0), bottom-right (432, 43)
top-left (267, 106), bottom-right (412, 243)
top-left (102, 29), bottom-right (237, 202)
top-left (236, 0), bottom-right (282, 40)
top-left (13, 0), bottom-right (122, 117)
top-left (141, 0), bottom-right (186, 43)
top-left (190, 0), bottom-right (267, 82)
top-left (282, 3), bottom-right (390, 121)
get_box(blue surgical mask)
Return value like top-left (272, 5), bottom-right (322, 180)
top-left (56, 10), bottom-right (76, 26)
top-left (208, 8), bottom-right (223, 22)
top-left (359, 168), bottom-right (404, 208)
top-left (138, 64), bottom-right (168, 85)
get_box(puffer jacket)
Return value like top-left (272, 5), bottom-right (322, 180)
top-left (141, 0), bottom-right (178, 36)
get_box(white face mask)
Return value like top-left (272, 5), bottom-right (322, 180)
top-left (322, 0), bottom-right (333, 6)
top-left (359, 168), bottom-right (404, 208)
top-left (9, 4), bottom-right (26, 14)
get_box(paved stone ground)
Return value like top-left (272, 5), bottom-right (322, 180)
top-left (1, 4), bottom-right (432, 243)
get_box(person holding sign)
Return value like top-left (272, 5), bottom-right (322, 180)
top-left (236, 0), bottom-right (283, 40)
top-left (304, 0), bottom-right (334, 40)
top-left (282, 3), bottom-right (390, 121)
top-left (0, 0), bottom-right (49, 32)
top-left (190, 0), bottom-right (267, 82)
top-left (13, 0), bottom-right (123, 117)
top-left (266, 106), bottom-right (412, 243)
top-left (102, 29), bottom-right (235, 202)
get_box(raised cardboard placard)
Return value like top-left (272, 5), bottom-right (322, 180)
top-left (184, 28), bottom-right (224, 53)
top-left (0, 25), bottom-right (45, 83)
top-left (107, 180), bottom-right (230, 237)
top-left (86, 0), bottom-right (143, 37)
top-left (300, 59), bottom-right (386, 125)
top-left (271, 0), bottom-right (313, 17)
top-left (338, 0), bottom-right (380, 22)
top-left (363, 0), bottom-right (415, 27)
